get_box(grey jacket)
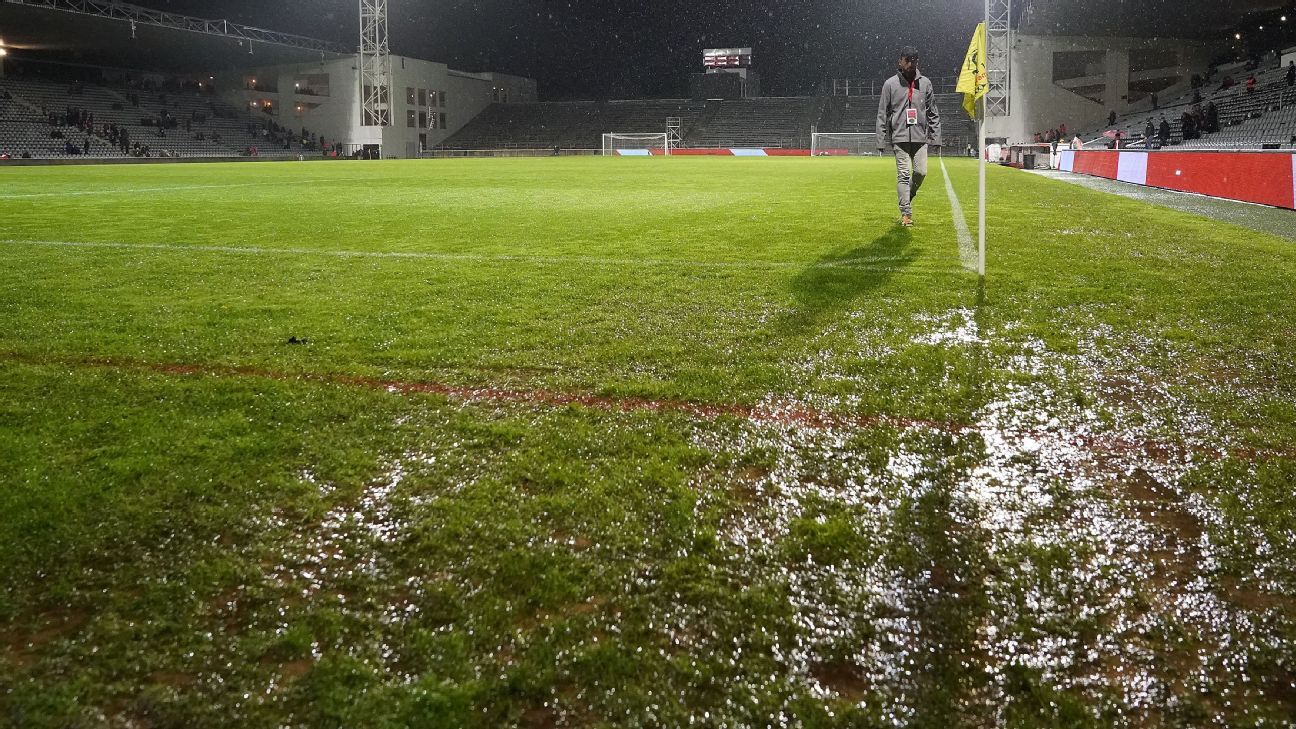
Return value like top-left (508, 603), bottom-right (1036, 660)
top-left (876, 72), bottom-right (942, 149)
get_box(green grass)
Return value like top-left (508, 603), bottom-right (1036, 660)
top-left (1, 157), bottom-right (1294, 727)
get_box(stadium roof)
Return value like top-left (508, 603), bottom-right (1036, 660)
top-left (1019, 0), bottom-right (1288, 40)
top-left (0, 0), bottom-right (350, 73)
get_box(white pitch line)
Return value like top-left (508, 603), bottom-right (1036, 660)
top-left (0, 178), bottom-right (354, 200)
top-left (0, 238), bottom-right (967, 274)
top-left (940, 158), bottom-right (978, 272)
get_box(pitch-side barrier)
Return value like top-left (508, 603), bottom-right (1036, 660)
top-left (1057, 149), bottom-right (1296, 210)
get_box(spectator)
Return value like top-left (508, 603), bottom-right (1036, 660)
top-left (1144, 119), bottom-right (1155, 148)
top-left (1287, 61), bottom-right (1295, 88)
top-left (1181, 110), bottom-right (1197, 141)
top-left (1108, 110), bottom-right (1117, 126)
top-left (1158, 115), bottom-right (1171, 146)
top-left (1059, 123), bottom-right (1067, 139)
top-left (1070, 134), bottom-right (1083, 150)
top-left (1246, 75), bottom-right (1257, 94)
top-left (1205, 102), bottom-right (1219, 134)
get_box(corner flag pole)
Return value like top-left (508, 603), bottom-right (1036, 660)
top-left (979, 100), bottom-right (986, 279)
top-left (979, 0), bottom-right (988, 280)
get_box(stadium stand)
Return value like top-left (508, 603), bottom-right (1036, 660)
top-left (0, 70), bottom-right (324, 159)
top-left (819, 95), bottom-right (880, 135)
top-left (688, 97), bottom-right (819, 149)
top-left (438, 99), bottom-right (705, 150)
top-left (585, 99), bottom-right (704, 145)
top-left (1074, 58), bottom-right (1296, 150)
top-left (3, 58), bottom-right (983, 159)
top-left (436, 101), bottom-right (596, 150)
top-left (437, 93), bottom-right (979, 153)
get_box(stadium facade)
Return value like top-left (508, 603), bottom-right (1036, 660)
top-left (216, 56), bottom-right (535, 157)
top-left (987, 35), bottom-right (1220, 143)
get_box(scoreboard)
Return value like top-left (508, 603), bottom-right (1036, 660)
top-left (703, 48), bottom-right (753, 69)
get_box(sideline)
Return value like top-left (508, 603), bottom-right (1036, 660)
top-left (939, 157), bottom-right (978, 271)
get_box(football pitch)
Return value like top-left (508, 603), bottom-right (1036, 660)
top-left (2, 157), bottom-right (1294, 727)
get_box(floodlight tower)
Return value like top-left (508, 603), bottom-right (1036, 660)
top-left (359, 0), bottom-right (392, 127)
top-left (985, 0), bottom-right (1011, 117)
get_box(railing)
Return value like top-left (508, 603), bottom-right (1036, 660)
top-left (6, 0), bottom-right (349, 54)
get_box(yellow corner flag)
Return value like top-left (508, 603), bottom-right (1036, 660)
top-left (957, 23), bottom-right (988, 119)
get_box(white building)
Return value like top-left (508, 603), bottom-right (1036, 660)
top-left (215, 55), bottom-right (536, 157)
top-left (987, 34), bottom-right (1219, 143)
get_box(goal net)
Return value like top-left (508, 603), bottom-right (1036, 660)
top-left (602, 133), bottom-right (670, 156)
top-left (811, 132), bottom-right (881, 157)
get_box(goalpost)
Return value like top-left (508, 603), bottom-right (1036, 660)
top-left (602, 132), bottom-right (671, 156)
top-left (810, 132), bottom-right (880, 157)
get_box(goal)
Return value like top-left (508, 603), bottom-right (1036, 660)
top-left (810, 132), bottom-right (881, 157)
top-left (602, 133), bottom-right (670, 156)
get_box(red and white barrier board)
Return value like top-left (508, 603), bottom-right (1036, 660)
top-left (612, 148), bottom-right (819, 156)
top-left (1058, 149), bottom-right (1296, 210)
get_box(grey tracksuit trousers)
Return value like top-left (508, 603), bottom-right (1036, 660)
top-left (894, 142), bottom-right (927, 217)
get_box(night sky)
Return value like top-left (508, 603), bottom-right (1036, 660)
top-left (124, 1), bottom-right (986, 99)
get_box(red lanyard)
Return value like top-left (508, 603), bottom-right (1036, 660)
top-left (907, 78), bottom-right (916, 106)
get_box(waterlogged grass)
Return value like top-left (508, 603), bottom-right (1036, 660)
top-left (1, 157), bottom-right (1294, 727)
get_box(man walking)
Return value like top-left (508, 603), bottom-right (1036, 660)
top-left (876, 46), bottom-right (942, 227)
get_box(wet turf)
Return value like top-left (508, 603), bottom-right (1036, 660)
top-left (1, 157), bottom-right (1294, 727)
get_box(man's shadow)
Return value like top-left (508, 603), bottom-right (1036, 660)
top-left (777, 223), bottom-right (918, 337)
